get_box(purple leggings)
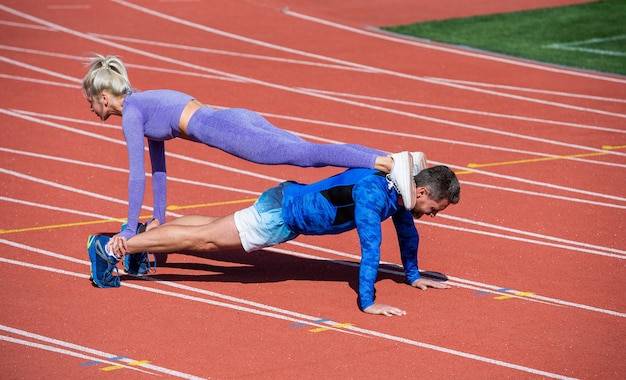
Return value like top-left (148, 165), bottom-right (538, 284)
top-left (185, 107), bottom-right (383, 168)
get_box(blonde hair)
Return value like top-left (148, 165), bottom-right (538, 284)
top-left (82, 54), bottom-right (131, 99)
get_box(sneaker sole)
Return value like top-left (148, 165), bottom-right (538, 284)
top-left (87, 235), bottom-right (120, 288)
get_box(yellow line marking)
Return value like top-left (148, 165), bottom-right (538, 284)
top-left (469, 151), bottom-right (608, 169)
top-left (333, 323), bottom-right (353, 329)
top-left (0, 199), bottom-right (257, 235)
top-left (602, 145), bottom-right (626, 150)
top-left (454, 170), bottom-right (474, 175)
top-left (493, 294), bottom-right (512, 300)
top-left (468, 145), bottom-right (624, 169)
top-left (99, 360), bottom-right (150, 371)
top-left (309, 323), bottom-right (353, 333)
top-left (0, 218), bottom-right (127, 234)
top-left (494, 291), bottom-right (535, 300)
top-left (128, 360), bottom-right (151, 366)
top-left (101, 365), bottom-right (124, 371)
top-left (167, 198), bottom-right (256, 211)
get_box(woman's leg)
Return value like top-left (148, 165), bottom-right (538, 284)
top-left (190, 108), bottom-right (387, 169)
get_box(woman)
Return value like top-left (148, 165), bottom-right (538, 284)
top-left (82, 54), bottom-right (414, 243)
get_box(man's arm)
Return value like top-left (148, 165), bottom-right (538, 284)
top-left (352, 177), bottom-right (409, 316)
top-left (392, 208), bottom-right (420, 285)
top-left (352, 177), bottom-right (386, 311)
top-left (393, 209), bottom-right (451, 292)
top-left (359, 195), bottom-right (450, 316)
top-left (355, 208), bottom-right (419, 317)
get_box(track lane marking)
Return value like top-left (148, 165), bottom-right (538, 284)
top-left (1, 155), bottom-right (623, 259)
top-left (3, 236), bottom-right (623, 318)
top-left (0, 326), bottom-right (201, 378)
top-left (0, 335), bottom-right (157, 375)
top-left (3, 3), bottom-right (624, 161)
top-left (3, 110), bottom-right (625, 209)
top-left (110, 0), bottom-right (626, 119)
top-left (285, 9), bottom-right (626, 84)
top-left (3, 44), bottom-right (623, 136)
top-left (468, 145), bottom-right (626, 169)
top-left (0, 252), bottom-right (577, 379)
top-left (5, 110), bottom-right (625, 215)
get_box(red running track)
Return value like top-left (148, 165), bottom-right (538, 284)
top-left (1, 0), bottom-right (624, 379)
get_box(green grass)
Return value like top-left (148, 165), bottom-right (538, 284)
top-left (382, 0), bottom-right (626, 76)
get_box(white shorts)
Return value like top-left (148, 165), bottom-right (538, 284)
top-left (233, 182), bottom-right (298, 252)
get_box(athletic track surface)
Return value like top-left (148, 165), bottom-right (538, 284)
top-left (1, 0), bottom-right (624, 379)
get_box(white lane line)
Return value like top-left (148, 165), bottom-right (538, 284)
top-left (281, 242), bottom-right (626, 318)
top-left (436, 214), bottom-right (626, 256)
top-left (0, 195), bottom-right (117, 221)
top-left (89, 32), bottom-right (376, 73)
top-left (3, 41), bottom-right (622, 110)
top-left (0, 167), bottom-right (133, 209)
top-left (285, 9), bottom-right (626, 84)
top-left (442, 160), bottom-right (626, 203)
top-left (420, 218), bottom-right (625, 260)
top-left (0, 73), bottom-right (78, 88)
top-left (0, 20), bottom-right (52, 31)
top-left (0, 0), bottom-right (626, 138)
top-left (0, 55), bottom-right (79, 83)
top-left (4, 106), bottom-right (625, 207)
top-left (13, 94), bottom-right (626, 170)
top-left (1, 107), bottom-right (283, 184)
top-left (109, 0), bottom-right (626, 119)
top-left (0, 255), bottom-right (367, 338)
top-left (0, 147), bottom-right (262, 197)
top-left (1, 114), bottom-right (623, 259)
top-left (3, 46), bottom-right (625, 161)
top-left (47, 5), bottom-right (91, 10)
top-left (427, 77), bottom-right (626, 104)
top-left (3, 203), bottom-right (625, 318)
top-left (2, 165), bottom-right (622, 262)
top-left (0, 335), bottom-right (158, 376)
top-left (0, 248), bottom-right (576, 379)
top-left (0, 325), bottom-right (204, 378)
top-left (301, 87), bottom-right (626, 134)
top-left (460, 180), bottom-right (626, 210)
top-left (2, 140), bottom-right (624, 259)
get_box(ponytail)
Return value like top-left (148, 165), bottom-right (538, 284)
top-left (82, 54), bottom-right (132, 99)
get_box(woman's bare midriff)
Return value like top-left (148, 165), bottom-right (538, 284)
top-left (178, 99), bottom-right (204, 138)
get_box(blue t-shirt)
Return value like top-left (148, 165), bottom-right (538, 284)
top-left (282, 168), bottom-right (420, 310)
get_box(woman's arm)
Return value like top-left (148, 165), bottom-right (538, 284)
top-left (118, 108), bottom-right (147, 240)
top-left (148, 139), bottom-right (167, 224)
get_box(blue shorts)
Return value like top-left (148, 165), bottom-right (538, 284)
top-left (233, 182), bottom-right (298, 252)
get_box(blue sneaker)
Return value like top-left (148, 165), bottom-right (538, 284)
top-left (121, 222), bottom-right (156, 276)
top-left (87, 235), bottom-right (120, 288)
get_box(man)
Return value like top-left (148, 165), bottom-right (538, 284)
top-left (89, 152), bottom-right (460, 316)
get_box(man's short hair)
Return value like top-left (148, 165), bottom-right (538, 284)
top-left (414, 165), bottom-right (460, 204)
